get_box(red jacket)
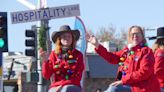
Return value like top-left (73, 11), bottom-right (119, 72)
top-left (42, 49), bottom-right (84, 89)
top-left (95, 44), bottom-right (161, 92)
top-left (154, 48), bottom-right (164, 87)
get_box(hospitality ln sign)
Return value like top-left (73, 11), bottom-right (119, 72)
top-left (11, 4), bottom-right (80, 24)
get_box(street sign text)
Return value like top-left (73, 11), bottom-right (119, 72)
top-left (11, 4), bottom-right (80, 24)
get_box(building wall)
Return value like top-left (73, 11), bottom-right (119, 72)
top-left (84, 54), bottom-right (118, 92)
top-left (86, 54), bottom-right (118, 78)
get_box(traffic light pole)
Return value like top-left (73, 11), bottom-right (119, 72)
top-left (36, 24), bottom-right (43, 92)
top-left (37, 19), bottom-right (51, 92)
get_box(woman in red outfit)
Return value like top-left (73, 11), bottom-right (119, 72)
top-left (87, 25), bottom-right (161, 92)
top-left (150, 27), bottom-right (164, 92)
top-left (40, 25), bottom-right (84, 92)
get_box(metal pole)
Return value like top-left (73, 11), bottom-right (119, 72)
top-left (0, 52), bottom-right (3, 92)
top-left (37, 0), bottom-right (42, 92)
top-left (37, 0), bottom-right (49, 91)
top-left (40, 18), bottom-right (51, 92)
top-left (8, 59), bottom-right (14, 80)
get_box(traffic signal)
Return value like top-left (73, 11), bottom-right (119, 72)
top-left (0, 12), bottom-right (8, 52)
top-left (25, 29), bottom-right (37, 57)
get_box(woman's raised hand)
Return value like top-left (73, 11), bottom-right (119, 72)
top-left (86, 32), bottom-right (99, 48)
top-left (39, 48), bottom-right (49, 61)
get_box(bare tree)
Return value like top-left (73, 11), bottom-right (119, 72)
top-left (115, 28), bottom-right (127, 50)
top-left (96, 24), bottom-right (116, 42)
top-left (91, 25), bottom-right (127, 49)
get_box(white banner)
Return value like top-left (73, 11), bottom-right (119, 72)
top-left (11, 4), bottom-right (80, 24)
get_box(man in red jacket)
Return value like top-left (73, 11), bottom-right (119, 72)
top-left (87, 25), bottom-right (161, 92)
top-left (150, 27), bottom-right (164, 92)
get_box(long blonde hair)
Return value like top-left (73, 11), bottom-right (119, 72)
top-left (127, 25), bottom-right (146, 44)
top-left (152, 38), bottom-right (164, 53)
top-left (54, 33), bottom-right (77, 54)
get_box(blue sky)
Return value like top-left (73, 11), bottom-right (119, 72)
top-left (0, 0), bottom-right (164, 53)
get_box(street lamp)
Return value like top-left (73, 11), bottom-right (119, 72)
top-left (8, 59), bottom-right (27, 80)
top-left (14, 61), bottom-right (27, 70)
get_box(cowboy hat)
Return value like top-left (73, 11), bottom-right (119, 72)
top-left (148, 27), bottom-right (164, 40)
top-left (51, 25), bottom-right (80, 43)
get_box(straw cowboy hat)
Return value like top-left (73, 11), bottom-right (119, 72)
top-left (51, 25), bottom-right (80, 43)
top-left (148, 27), bottom-right (164, 40)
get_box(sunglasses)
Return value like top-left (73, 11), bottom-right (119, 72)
top-left (130, 32), bottom-right (142, 37)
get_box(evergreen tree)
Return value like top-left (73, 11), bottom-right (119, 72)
top-left (39, 24), bottom-right (47, 51)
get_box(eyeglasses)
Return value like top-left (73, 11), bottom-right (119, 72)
top-left (130, 32), bottom-right (142, 37)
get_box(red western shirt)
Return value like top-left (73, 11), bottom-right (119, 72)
top-left (42, 49), bottom-right (84, 89)
top-left (154, 48), bottom-right (164, 87)
top-left (95, 44), bottom-right (161, 92)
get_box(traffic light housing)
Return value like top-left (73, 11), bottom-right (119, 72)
top-left (0, 12), bottom-right (8, 52)
top-left (25, 29), bottom-right (37, 57)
